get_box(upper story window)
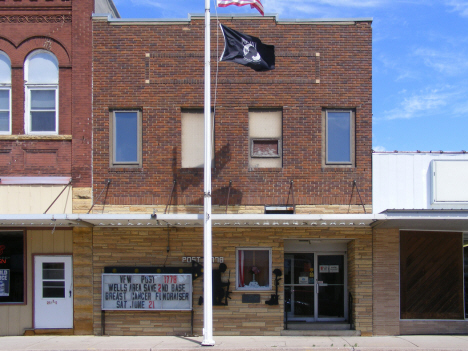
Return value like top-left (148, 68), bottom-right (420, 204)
top-left (248, 109), bottom-right (282, 169)
top-left (0, 51), bottom-right (11, 134)
top-left (24, 50), bottom-right (59, 135)
top-left (181, 109), bottom-right (214, 168)
top-left (110, 110), bottom-right (142, 167)
top-left (323, 109), bottom-right (355, 167)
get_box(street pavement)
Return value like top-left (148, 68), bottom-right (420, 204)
top-left (2, 335), bottom-right (468, 351)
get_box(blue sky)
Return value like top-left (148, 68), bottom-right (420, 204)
top-left (111, 0), bottom-right (468, 152)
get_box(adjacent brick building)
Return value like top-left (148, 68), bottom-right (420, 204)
top-left (0, 0), bottom-right (113, 336)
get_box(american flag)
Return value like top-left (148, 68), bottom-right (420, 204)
top-left (217, 0), bottom-right (264, 16)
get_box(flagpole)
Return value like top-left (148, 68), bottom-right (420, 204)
top-left (202, 0), bottom-right (214, 346)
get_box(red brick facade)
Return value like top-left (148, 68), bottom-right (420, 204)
top-left (0, 0), bottom-right (92, 187)
top-left (92, 17), bottom-right (372, 209)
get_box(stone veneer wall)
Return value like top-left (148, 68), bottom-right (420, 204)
top-left (90, 226), bottom-right (372, 336)
top-left (73, 227), bottom-right (94, 334)
top-left (372, 228), bottom-right (400, 335)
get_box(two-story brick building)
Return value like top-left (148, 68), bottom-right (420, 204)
top-left (0, 0), bottom-right (376, 337)
top-left (0, 0), bottom-right (117, 336)
top-left (86, 12), bottom-right (373, 336)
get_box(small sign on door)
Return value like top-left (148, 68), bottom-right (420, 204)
top-left (319, 265), bottom-right (329, 273)
top-left (329, 265), bottom-right (339, 273)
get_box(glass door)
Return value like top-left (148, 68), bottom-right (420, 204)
top-left (284, 253), bottom-right (315, 322)
top-left (285, 252), bottom-right (347, 324)
top-left (316, 254), bottom-right (346, 321)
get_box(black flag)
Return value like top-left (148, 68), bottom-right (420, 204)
top-left (219, 24), bottom-right (275, 72)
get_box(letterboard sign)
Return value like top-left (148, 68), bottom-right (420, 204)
top-left (102, 273), bottom-right (192, 311)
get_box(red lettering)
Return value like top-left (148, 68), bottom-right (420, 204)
top-left (0, 259), bottom-right (6, 264)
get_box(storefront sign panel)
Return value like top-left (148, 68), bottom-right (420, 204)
top-left (102, 274), bottom-right (192, 311)
top-left (0, 269), bottom-right (10, 296)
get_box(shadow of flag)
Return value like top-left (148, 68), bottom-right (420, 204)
top-left (219, 24), bottom-right (275, 72)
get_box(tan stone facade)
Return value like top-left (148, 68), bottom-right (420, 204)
top-left (76, 226), bottom-right (374, 336)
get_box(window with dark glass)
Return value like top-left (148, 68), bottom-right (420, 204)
top-left (110, 110), bottom-right (142, 167)
top-left (0, 231), bottom-right (25, 304)
top-left (324, 109), bottom-right (355, 166)
top-left (42, 262), bottom-right (65, 298)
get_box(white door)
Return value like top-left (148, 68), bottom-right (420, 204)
top-left (34, 256), bottom-right (73, 329)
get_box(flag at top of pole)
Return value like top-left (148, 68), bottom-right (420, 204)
top-left (217, 0), bottom-right (264, 16)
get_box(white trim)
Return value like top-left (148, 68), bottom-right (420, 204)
top-left (0, 177), bottom-right (71, 185)
top-left (24, 51), bottom-right (59, 135)
top-left (24, 86), bottom-right (59, 135)
top-left (236, 247), bottom-right (272, 291)
top-left (0, 87), bottom-right (11, 135)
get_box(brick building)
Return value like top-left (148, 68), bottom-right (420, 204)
top-left (86, 12), bottom-right (373, 336)
top-left (0, 0), bottom-right (117, 336)
top-left (0, 0), bottom-right (377, 337)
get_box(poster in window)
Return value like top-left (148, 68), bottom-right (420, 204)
top-left (0, 232), bottom-right (24, 303)
top-left (0, 269), bottom-right (9, 296)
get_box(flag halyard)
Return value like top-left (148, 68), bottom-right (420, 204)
top-left (219, 24), bottom-right (275, 72)
top-left (217, 0), bottom-right (264, 16)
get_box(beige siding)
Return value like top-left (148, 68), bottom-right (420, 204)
top-left (0, 229), bottom-right (73, 336)
top-left (0, 185), bottom-right (72, 214)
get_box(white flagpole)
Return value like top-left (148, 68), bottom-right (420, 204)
top-left (202, 0), bottom-right (214, 346)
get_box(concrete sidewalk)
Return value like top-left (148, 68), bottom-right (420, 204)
top-left (1, 335), bottom-right (468, 351)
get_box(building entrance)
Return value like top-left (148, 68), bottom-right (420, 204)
top-left (284, 244), bottom-right (347, 325)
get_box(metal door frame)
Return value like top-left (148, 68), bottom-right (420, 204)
top-left (285, 251), bottom-right (347, 323)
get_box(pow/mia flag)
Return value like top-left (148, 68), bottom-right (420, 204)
top-left (219, 24), bottom-right (275, 72)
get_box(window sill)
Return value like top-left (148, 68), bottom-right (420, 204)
top-left (109, 167), bottom-right (144, 172)
top-left (0, 135), bottom-right (72, 140)
top-left (248, 168), bottom-right (282, 172)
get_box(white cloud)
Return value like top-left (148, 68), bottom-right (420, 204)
top-left (378, 88), bottom-right (454, 120)
top-left (373, 145), bottom-right (387, 151)
top-left (413, 47), bottom-right (468, 76)
top-left (445, 0), bottom-right (468, 17)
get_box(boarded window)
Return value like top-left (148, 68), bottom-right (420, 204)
top-left (248, 109), bottom-right (282, 169)
top-left (400, 231), bottom-right (463, 319)
top-left (181, 110), bottom-right (214, 168)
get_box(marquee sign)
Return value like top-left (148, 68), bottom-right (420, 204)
top-left (101, 273), bottom-right (192, 311)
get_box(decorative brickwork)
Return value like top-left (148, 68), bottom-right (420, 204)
top-left (0, 0), bottom-right (92, 188)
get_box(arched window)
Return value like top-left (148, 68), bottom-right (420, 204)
top-left (0, 51), bottom-right (11, 134)
top-left (24, 50), bottom-right (58, 134)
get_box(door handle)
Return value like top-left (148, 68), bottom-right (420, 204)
top-left (69, 290), bottom-right (72, 297)
top-left (316, 283), bottom-right (319, 294)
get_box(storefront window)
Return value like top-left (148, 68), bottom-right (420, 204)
top-left (0, 231), bottom-right (25, 304)
top-left (236, 248), bottom-right (271, 290)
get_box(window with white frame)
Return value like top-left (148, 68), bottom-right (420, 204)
top-left (323, 109), bottom-right (355, 166)
top-left (0, 51), bottom-right (11, 134)
top-left (24, 50), bottom-right (59, 134)
top-left (237, 248), bottom-right (271, 290)
top-left (110, 110), bottom-right (142, 167)
top-left (249, 109), bottom-right (282, 169)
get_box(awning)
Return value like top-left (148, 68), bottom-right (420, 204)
top-left (0, 213), bottom-right (381, 228)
